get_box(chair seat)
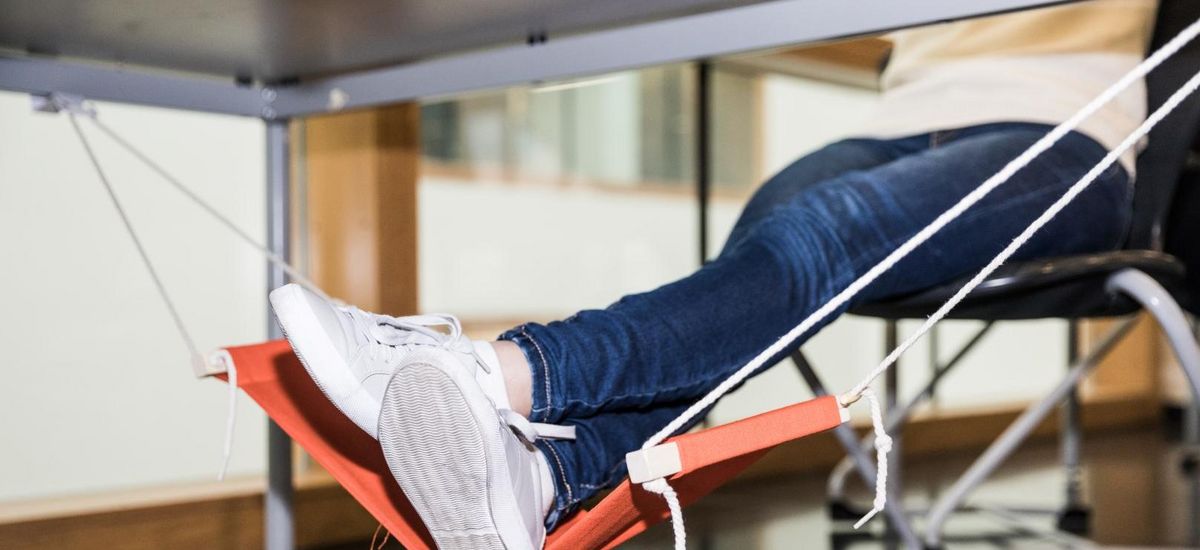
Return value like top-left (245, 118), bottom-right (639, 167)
top-left (849, 250), bottom-right (1187, 320)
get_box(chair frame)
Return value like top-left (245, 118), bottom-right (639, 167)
top-left (794, 268), bottom-right (1200, 548)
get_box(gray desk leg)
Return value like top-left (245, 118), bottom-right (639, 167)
top-left (266, 119), bottom-right (296, 550)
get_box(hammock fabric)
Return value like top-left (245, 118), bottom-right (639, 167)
top-left (219, 340), bottom-right (846, 549)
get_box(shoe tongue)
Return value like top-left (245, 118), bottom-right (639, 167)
top-left (374, 321), bottom-right (446, 346)
top-left (337, 309), bottom-right (374, 348)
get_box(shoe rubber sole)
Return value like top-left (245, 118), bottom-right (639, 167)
top-left (379, 350), bottom-right (534, 550)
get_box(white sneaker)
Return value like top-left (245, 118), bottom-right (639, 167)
top-left (269, 283), bottom-right (495, 439)
top-left (270, 283), bottom-right (572, 549)
top-left (380, 348), bottom-right (562, 550)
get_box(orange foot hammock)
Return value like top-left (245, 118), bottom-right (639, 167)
top-left (56, 10), bottom-right (1199, 548)
top-left (212, 340), bottom-right (848, 550)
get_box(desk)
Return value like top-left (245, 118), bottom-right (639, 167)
top-left (0, 2), bottom-right (1071, 548)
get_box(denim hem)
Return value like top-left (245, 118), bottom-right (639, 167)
top-left (498, 325), bottom-right (578, 528)
top-left (498, 324), bottom-right (555, 422)
top-left (534, 439), bottom-right (579, 530)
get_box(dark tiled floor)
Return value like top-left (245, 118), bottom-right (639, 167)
top-left (344, 423), bottom-right (1200, 549)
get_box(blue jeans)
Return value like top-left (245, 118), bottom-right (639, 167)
top-left (499, 122), bottom-right (1132, 527)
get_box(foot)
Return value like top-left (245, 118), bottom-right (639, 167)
top-left (380, 348), bottom-right (556, 549)
top-left (270, 283), bottom-right (572, 549)
top-left (269, 283), bottom-right (497, 438)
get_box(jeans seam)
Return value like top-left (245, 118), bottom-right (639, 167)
top-left (540, 442), bottom-right (575, 504)
top-left (520, 328), bottom-right (553, 422)
top-left (555, 374), bottom-right (738, 412)
top-left (930, 129), bottom-right (960, 149)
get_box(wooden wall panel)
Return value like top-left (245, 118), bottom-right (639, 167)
top-left (1081, 315), bottom-right (1162, 402)
top-left (302, 103), bottom-right (421, 315)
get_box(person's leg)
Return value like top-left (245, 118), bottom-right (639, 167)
top-left (722, 137), bottom-right (917, 252)
top-left (490, 137), bottom-right (910, 419)
top-left (505, 123), bottom-right (1134, 525)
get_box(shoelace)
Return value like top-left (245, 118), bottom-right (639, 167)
top-left (218, 308), bottom-right (495, 480)
top-left (501, 409), bottom-right (577, 443)
top-left (342, 306), bottom-right (490, 369)
top-left (339, 307), bottom-right (579, 445)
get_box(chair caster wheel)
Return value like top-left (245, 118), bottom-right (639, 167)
top-left (828, 499), bottom-right (869, 521)
top-left (1056, 506), bottom-right (1091, 535)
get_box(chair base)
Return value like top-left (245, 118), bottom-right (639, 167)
top-left (1055, 505), bottom-right (1092, 535)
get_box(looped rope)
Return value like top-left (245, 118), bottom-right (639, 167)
top-left (218, 360), bottom-right (238, 481)
top-left (87, 116), bottom-right (332, 302)
top-left (852, 388), bottom-right (891, 529)
top-left (642, 478), bottom-right (686, 550)
top-left (55, 14), bottom-right (1200, 545)
top-left (644, 15), bottom-right (1200, 451)
top-left (65, 110), bottom-right (335, 480)
top-left (642, 16), bottom-right (1200, 548)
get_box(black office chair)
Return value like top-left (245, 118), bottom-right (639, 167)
top-left (792, 0), bottom-right (1200, 547)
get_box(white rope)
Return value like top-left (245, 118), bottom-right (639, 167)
top-left (84, 117), bottom-right (333, 302)
top-left (843, 64), bottom-right (1200, 402)
top-left (217, 360), bottom-right (238, 481)
top-left (69, 113), bottom-right (243, 479)
top-left (643, 16), bottom-right (1200, 451)
top-left (67, 113), bottom-right (204, 367)
top-left (642, 478), bottom-right (686, 550)
top-left (841, 65), bottom-right (1200, 528)
top-left (77, 113), bottom-right (343, 483)
top-left (852, 389), bottom-right (891, 529)
top-left (639, 16), bottom-right (1200, 546)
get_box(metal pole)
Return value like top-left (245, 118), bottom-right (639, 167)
top-left (696, 60), bottom-right (712, 265)
top-left (1060, 319), bottom-right (1087, 527)
top-left (923, 317), bottom-right (1137, 547)
top-left (825, 322), bottom-right (994, 501)
top-left (928, 325), bottom-right (940, 409)
top-left (692, 61), bottom-right (713, 431)
top-left (792, 351), bottom-right (922, 548)
top-left (883, 320), bottom-right (902, 542)
top-left (265, 119), bottom-right (296, 550)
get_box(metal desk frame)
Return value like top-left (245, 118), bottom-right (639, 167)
top-left (0, 1), bottom-right (1065, 547)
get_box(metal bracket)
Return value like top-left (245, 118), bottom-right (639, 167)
top-left (31, 92), bottom-right (97, 117)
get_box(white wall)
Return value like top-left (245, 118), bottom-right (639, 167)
top-left (760, 74), bottom-right (881, 176)
top-left (0, 69), bottom-right (1072, 505)
top-left (0, 91), bottom-right (268, 502)
top-left (419, 179), bottom-right (706, 320)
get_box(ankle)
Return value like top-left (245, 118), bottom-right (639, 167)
top-left (490, 341), bottom-right (534, 417)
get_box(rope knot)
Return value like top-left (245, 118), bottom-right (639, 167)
top-left (851, 388), bottom-right (892, 530)
top-left (875, 433), bottom-right (894, 454)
